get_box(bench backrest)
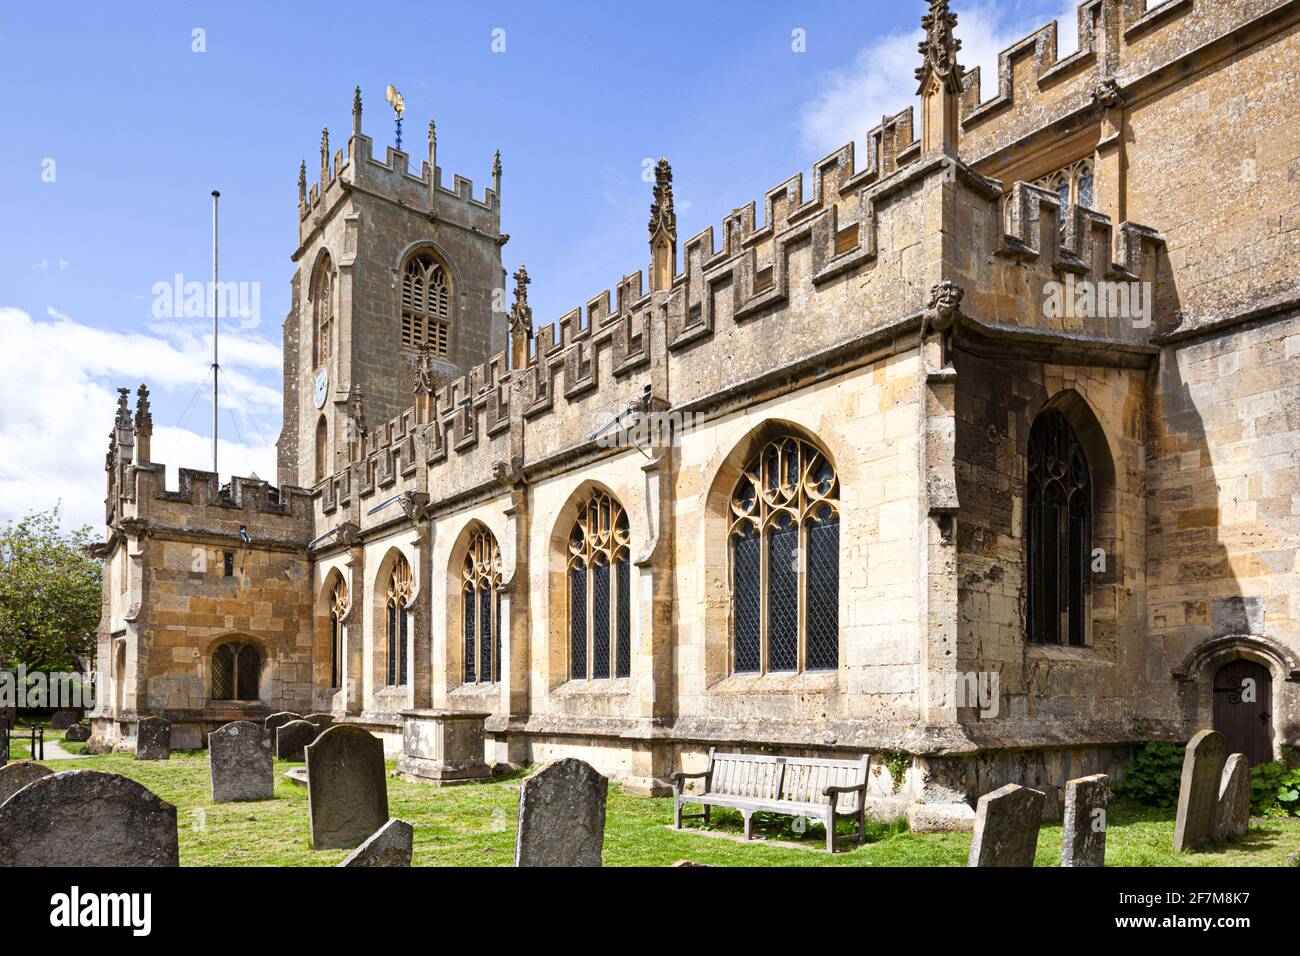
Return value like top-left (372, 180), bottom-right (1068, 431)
top-left (708, 751), bottom-right (869, 811)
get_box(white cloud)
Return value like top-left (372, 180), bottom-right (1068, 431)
top-left (0, 307), bottom-right (279, 533)
top-left (800, 1), bottom-right (1080, 159)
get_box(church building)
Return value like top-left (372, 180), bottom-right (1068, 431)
top-left (90, 0), bottom-right (1300, 822)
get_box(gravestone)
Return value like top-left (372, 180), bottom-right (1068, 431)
top-left (275, 720), bottom-right (318, 761)
top-left (1173, 729), bottom-right (1227, 852)
top-left (264, 711), bottom-right (302, 742)
top-left (63, 722), bottom-right (91, 743)
top-left (1212, 753), bottom-right (1251, 841)
top-left (0, 762), bottom-right (52, 808)
top-left (306, 725), bottom-right (388, 851)
top-left (304, 714), bottom-right (335, 733)
top-left (338, 819), bottom-right (413, 867)
top-left (515, 758), bottom-right (607, 867)
top-left (1061, 774), bottom-right (1109, 867)
top-left (50, 710), bottom-right (80, 731)
top-left (135, 716), bottom-right (171, 761)
top-left (0, 769), bottom-right (178, 866)
top-left (968, 783), bottom-right (1045, 867)
top-left (209, 721), bottom-right (273, 803)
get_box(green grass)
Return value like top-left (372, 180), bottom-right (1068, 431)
top-left (22, 749), bottom-right (1300, 866)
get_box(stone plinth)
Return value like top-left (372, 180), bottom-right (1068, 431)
top-left (395, 710), bottom-right (492, 785)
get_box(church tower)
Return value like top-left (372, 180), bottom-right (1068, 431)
top-left (278, 88), bottom-right (508, 487)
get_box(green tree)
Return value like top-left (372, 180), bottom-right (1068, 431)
top-left (0, 507), bottom-right (102, 673)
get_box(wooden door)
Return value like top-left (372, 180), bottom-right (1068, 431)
top-left (1212, 660), bottom-right (1273, 765)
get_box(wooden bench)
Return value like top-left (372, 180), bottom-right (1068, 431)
top-left (672, 749), bottom-right (870, 852)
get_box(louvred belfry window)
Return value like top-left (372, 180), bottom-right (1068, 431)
top-left (386, 555), bottom-right (413, 686)
top-left (463, 529), bottom-right (502, 684)
top-left (1026, 410), bottom-right (1091, 646)
top-left (400, 251), bottom-right (451, 356)
top-left (567, 492), bottom-right (632, 681)
top-left (314, 258), bottom-right (334, 367)
top-left (730, 436), bottom-right (839, 674)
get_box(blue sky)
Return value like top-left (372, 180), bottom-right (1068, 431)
top-left (0, 0), bottom-right (1078, 530)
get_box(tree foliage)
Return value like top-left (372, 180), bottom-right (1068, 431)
top-left (0, 507), bottom-right (102, 672)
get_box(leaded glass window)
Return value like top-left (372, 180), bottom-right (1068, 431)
top-left (1034, 158), bottom-right (1096, 230)
top-left (329, 577), bottom-right (348, 689)
top-left (386, 554), bottom-right (413, 686)
top-left (567, 492), bottom-right (632, 680)
top-left (212, 641), bottom-right (260, 701)
top-left (462, 528), bottom-right (502, 684)
top-left (729, 436), bottom-right (840, 674)
top-left (1026, 410), bottom-right (1091, 646)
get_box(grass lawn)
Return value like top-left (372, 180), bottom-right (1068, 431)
top-left (22, 748), bottom-right (1300, 867)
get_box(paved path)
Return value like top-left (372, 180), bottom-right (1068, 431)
top-left (35, 738), bottom-right (87, 761)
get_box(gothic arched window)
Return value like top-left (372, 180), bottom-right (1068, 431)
top-left (462, 528), bottom-right (502, 684)
top-left (400, 250), bottom-right (451, 356)
top-left (314, 257), bottom-right (334, 367)
top-left (567, 492), bottom-right (631, 681)
top-left (729, 436), bottom-right (839, 674)
top-left (329, 577), bottom-right (348, 689)
top-left (1026, 410), bottom-right (1091, 646)
top-left (386, 555), bottom-right (413, 686)
top-left (212, 641), bottom-right (261, 701)
top-left (1034, 158), bottom-right (1096, 230)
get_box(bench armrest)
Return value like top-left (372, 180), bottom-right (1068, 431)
top-left (671, 770), bottom-right (711, 795)
top-left (823, 782), bottom-right (868, 796)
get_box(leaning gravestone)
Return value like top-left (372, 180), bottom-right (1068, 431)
top-left (50, 710), bottom-right (80, 731)
top-left (63, 722), bottom-right (91, 743)
top-left (0, 769), bottom-right (178, 866)
top-left (209, 721), bottom-right (273, 803)
top-left (264, 711), bottom-right (302, 742)
top-left (968, 783), bottom-right (1045, 867)
top-left (1212, 753), bottom-right (1251, 842)
top-left (1173, 729), bottom-right (1227, 852)
top-left (338, 818), bottom-right (414, 867)
top-left (1061, 774), bottom-right (1109, 867)
top-left (276, 720), bottom-right (318, 761)
top-left (0, 762), bottom-right (52, 808)
top-left (515, 758), bottom-right (608, 867)
top-left (135, 716), bottom-right (172, 761)
top-left (306, 725), bottom-right (388, 851)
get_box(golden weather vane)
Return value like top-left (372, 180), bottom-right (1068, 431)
top-left (385, 84), bottom-right (406, 149)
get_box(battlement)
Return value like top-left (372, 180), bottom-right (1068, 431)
top-left (956, 0), bottom-right (1285, 160)
top-left (297, 89), bottom-right (501, 244)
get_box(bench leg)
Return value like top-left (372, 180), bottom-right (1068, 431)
top-left (826, 809), bottom-right (836, 853)
top-left (703, 804), bottom-right (711, 826)
top-left (857, 804), bottom-right (866, 847)
top-left (674, 795), bottom-right (683, 829)
top-left (742, 811), bottom-right (753, 841)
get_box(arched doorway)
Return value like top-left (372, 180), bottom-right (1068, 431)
top-left (1212, 660), bottom-right (1273, 765)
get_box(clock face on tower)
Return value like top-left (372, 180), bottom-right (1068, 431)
top-left (313, 368), bottom-right (329, 409)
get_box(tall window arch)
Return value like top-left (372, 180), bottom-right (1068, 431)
top-left (729, 435), bottom-right (839, 674)
top-left (567, 492), bottom-right (631, 680)
top-left (313, 256), bottom-right (334, 367)
top-left (1026, 410), bottom-right (1091, 646)
top-left (329, 577), bottom-right (348, 689)
top-left (1034, 158), bottom-right (1095, 229)
top-left (314, 416), bottom-right (328, 483)
top-left (400, 250), bottom-right (451, 355)
top-left (212, 641), bottom-right (261, 701)
top-left (385, 555), bottom-right (413, 686)
top-left (462, 528), bottom-right (502, 684)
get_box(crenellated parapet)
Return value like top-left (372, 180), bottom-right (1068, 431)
top-left (956, 0), bottom-right (1284, 161)
top-left (297, 89), bottom-right (501, 251)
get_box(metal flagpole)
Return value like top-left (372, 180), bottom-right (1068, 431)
top-left (211, 190), bottom-right (220, 476)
